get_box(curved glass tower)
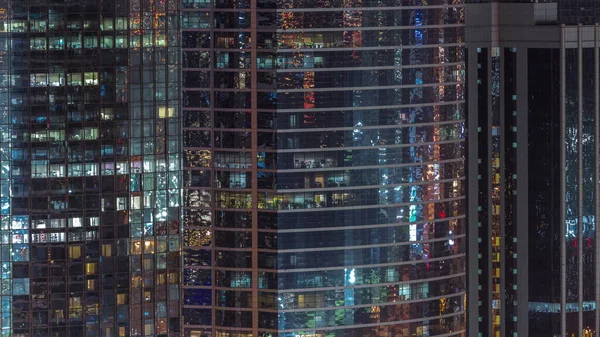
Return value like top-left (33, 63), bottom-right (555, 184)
top-left (0, 0), bottom-right (182, 336)
top-left (182, 0), bottom-right (466, 336)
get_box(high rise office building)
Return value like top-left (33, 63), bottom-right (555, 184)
top-left (0, 0), bottom-right (183, 336)
top-left (182, 0), bottom-right (467, 337)
top-left (0, 0), bottom-right (465, 336)
top-left (466, 2), bottom-right (600, 336)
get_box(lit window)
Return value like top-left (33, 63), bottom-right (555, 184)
top-left (158, 106), bottom-right (175, 118)
top-left (101, 36), bottom-right (114, 48)
top-left (116, 162), bottom-right (129, 174)
top-left (68, 73), bottom-right (82, 86)
top-left (69, 218), bottom-right (82, 228)
top-left (132, 276), bottom-right (142, 288)
top-left (117, 293), bottom-right (127, 305)
top-left (131, 240), bottom-right (142, 255)
top-left (143, 258), bottom-right (153, 270)
top-left (49, 72), bottom-right (65, 86)
top-left (83, 35), bottom-right (97, 48)
top-left (30, 20), bottom-right (47, 32)
top-left (85, 262), bottom-right (97, 275)
top-left (168, 272), bottom-right (178, 285)
top-left (102, 244), bottom-right (112, 257)
top-left (144, 240), bottom-right (155, 254)
top-left (101, 18), bottom-right (114, 31)
top-left (85, 163), bottom-right (98, 176)
top-left (30, 73), bottom-right (47, 87)
top-left (32, 220), bottom-right (47, 229)
top-left (30, 37), bottom-right (46, 50)
top-left (49, 37), bottom-right (64, 50)
top-left (145, 291), bottom-right (153, 302)
top-left (67, 35), bottom-right (82, 49)
top-left (49, 232), bottom-right (66, 242)
top-left (84, 127), bottom-right (98, 140)
top-left (157, 273), bottom-right (166, 285)
top-left (9, 20), bottom-right (26, 32)
top-left (131, 196), bottom-right (141, 210)
top-left (116, 35), bottom-right (127, 48)
top-left (69, 164), bottom-right (83, 177)
top-left (31, 160), bottom-right (48, 178)
top-left (69, 245), bottom-right (81, 259)
top-left (49, 164), bottom-right (65, 177)
top-left (115, 17), bottom-right (127, 30)
top-left (49, 130), bottom-right (64, 141)
top-left (144, 321), bottom-right (154, 335)
top-left (116, 197), bottom-right (127, 210)
top-left (101, 163), bottom-right (115, 175)
top-left (84, 72), bottom-right (98, 86)
top-left (101, 108), bottom-right (114, 120)
top-left (50, 219), bottom-right (66, 228)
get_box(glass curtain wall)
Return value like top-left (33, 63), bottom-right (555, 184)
top-left (182, 0), bottom-right (466, 336)
top-left (0, 0), bottom-right (182, 336)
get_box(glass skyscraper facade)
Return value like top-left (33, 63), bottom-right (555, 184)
top-left (182, 0), bottom-right (466, 337)
top-left (466, 3), bottom-right (600, 337)
top-left (0, 0), bottom-right (465, 336)
top-left (0, 0), bottom-right (183, 336)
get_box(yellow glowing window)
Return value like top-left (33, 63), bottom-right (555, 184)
top-left (158, 106), bottom-right (175, 118)
top-left (144, 240), bottom-right (155, 254)
top-left (117, 293), bottom-right (127, 305)
top-left (85, 262), bottom-right (98, 275)
top-left (87, 279), bottom-right (96, 291)
top-left (157, 273), bottom-right (166, 285)
top-left (493, 205), bottom-right (500, 215)
top-left (155, 34), bottom-right (167, 47)
top-left (493, 174), bottom-right (500, 184)
top-left (86, 304), bottom-right (99, 315)
top-left (69, 296), bottom-right (82, 308)
top-left (102, 244), bottom-right (112, 257)
top-left (298, 295), bottom-right (305, 308)
top-left (131, 240), bottom-right (142, 254)
top-left (144, 322), bottom-right (154, 336)
top-left (69, 246), bottom-right (81, 259)
top-left (132, 276), bottom-right (142, 288)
